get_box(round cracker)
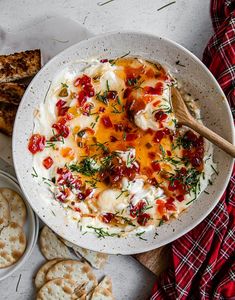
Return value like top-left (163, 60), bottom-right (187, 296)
top-left (0, 188), bottom-right (27, 226)
top-left (0, 193), bottom-right (10, 231)
top-left (39, 226), bottom-right (73, 260)
top-left (46, 260), bottom-right (97, 293)
top-left (36, 278), bottom-right (78, 300)
top-left (74, 294), bottom-right (87, 300)
top-left (98, 276), bottom-right (112, 293)
top-left (61, 238), bottom-right (108, 269)
top-left (35, 259), bottom-right (63, 290)
top-left (0, 222), bottom-right (26, 268)
top-left (91, 287), bottom-right (114, 300)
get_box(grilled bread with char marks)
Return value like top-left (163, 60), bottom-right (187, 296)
top-left (0, 49), bottom-right (41, 83)
top-left (0, 82), bottom-right (26, 135)
top-left (0, 82), bottom-right (25, 105)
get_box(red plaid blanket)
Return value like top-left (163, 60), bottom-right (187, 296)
top-left (151, 1), bottom-right (235, 299)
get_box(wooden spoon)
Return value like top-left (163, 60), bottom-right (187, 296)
top-left (171, 87), bottom-right (235, 157)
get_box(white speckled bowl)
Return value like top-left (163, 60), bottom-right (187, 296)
top-left (13, 32), bottom-right (234, 254)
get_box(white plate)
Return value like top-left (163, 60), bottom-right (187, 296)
top-left (13, 31), bottom-right (235, 254)
top-left (0, 170), bottom-right (38, 281)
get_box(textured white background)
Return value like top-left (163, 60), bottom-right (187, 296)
top-left (0, 0), bottom-right (213, 299)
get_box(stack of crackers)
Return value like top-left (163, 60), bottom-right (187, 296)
top-left (0, 50), bottom-right (41, 135)
top-left (0, 188), bottom-right (27, 268)
top-left (36, 226), bottom-right (115, 300)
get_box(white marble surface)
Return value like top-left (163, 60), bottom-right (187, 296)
top-left (0, 0), bottom-right (213, 299)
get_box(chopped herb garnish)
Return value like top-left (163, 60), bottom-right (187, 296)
top-left (15, 274), bottom-right (22, 292)
top-left (106, 80), bottom-right (110, 91)
top-left (175, 60), bottom-right (186, 67)
top-left (159, 144), bottom-right (166, 157)
top-left (120, 51), bottom-right (131, 59)
top-left (136, 231), bottom-right (147, 240)
top-left (117, 96), bottom-right (122, 105)
top-left (97, 0), bottom-right (115, 6)
top-left (154, 231), bottom-right (159, 239)
top-left (143, 205), bottom-right (153, 212)
top-left (205, 155), bottom-right (212, 162)
top-left (85, 177), bottom-right (100, 188)
top-left (159, 219), bottom-right (164, 226)
top-left (90, 122), bottom-right (96, 129)
top-left (110, 51), bottom-right (131, 65)
top-left (139, 236), bottom-right (147, 241)
top-left (211, 165), bottom-right (218, 175)
top-left (116, 215), bottom-right (136, 227)
top-left (90, 141), bottom-right (109, 153)
top-left (42, 177), bottom-right (55, 186)
top-left (116, 190), bottom-right (129, 199)
top-left (208, 179), bottom-right (213, 185)
top-left (163, 156), bottom-right (182, 165)
top-left (157, 1), bottom-right (176, 11)
top-left (177, 135), bottom-right (192, 149)
top-left (77, 130), bottom-right (86, 138)
top-left (87, 226), bottom-right (119, 238)
top-left (45, 141), bottom-right (56, 149)
top-left (133, 79), bottom-right (144, 90)
top-left (31, 167), bottom-right (38, 178)
top-left (96, 91), bottom-right (109, 105)
top-left (69, 157), bottom-right (100, 176)
top-left (127, 77), bottom-right (138, 86)
top-left (204, 191), bottom-right (210, 195)
top-left (43, 80), bottom-right (52, 103)
top-left (126, 152), bottom-right (136, 168)
top-left (61, 83), bottom-right (68, 88)
top-left (153, 105), bottom-right (172, 114)
top-left (136, 231), bottom-right (145, 236)
top-left (111, 103), bottom-right (123, 114)
top-left (186, 198), bottom-right (195, 206)
top-left (46, 132), bottom-right (65, 148)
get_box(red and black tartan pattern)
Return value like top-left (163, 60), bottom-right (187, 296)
top-left (151, 1), bottom-right (235, 299)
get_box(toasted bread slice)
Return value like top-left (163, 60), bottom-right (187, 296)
top-left (0, 82), bottom-right (26, 105)
top-left (0, 49), bottom-right (41, 83)
top-left (0, 101), bottom-right (18, 135)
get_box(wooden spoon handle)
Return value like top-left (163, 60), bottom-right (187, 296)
top-left (185, 120), bottom-right (235, 157)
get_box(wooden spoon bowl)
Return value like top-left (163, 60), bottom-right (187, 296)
top-left (171, 87), bottom-right (235, 157)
